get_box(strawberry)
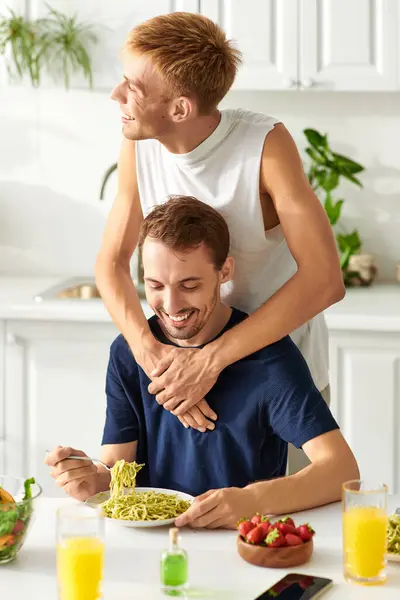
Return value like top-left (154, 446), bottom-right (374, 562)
top-left (250, 513), bottom-right (262, 525)
top-left (281, 516), bottom-right (295, 528)
top-left (246, 524), bottom-right (266, 545)
top-left (297, 523), bottom-right (315, 542)
top-left (237, 520), bottom-right (255, 538)
top-left (276, 521), bottom-right (297, 536)
top-left (258, 520), bottom-right (271, 537)
top-left (266, 527), bottom-right (286, 548)
top-left (285, 533), bottom-right (304, 546)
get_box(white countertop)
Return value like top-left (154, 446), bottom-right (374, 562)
top-left (1, 277), bottom-right (400, 331)
top-left (3, 497), bottom-right (400, 599)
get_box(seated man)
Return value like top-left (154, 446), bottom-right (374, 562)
top-left (46, 196), bottom-right (359, 529)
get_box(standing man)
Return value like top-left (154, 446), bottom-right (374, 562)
top-left (95, 12), bottom-right (345, 436)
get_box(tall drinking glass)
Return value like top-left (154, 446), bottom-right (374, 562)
top-left (57, 503), bottom-right (105, 600)
top-left (342, 480), bottom-right (388, 585)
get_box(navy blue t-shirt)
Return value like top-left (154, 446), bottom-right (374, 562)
top-left (102, 309), bottom-right (339, 497)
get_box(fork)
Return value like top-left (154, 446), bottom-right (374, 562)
top-left (45, 450), bottom-right (111, 471)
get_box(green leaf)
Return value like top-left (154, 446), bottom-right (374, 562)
top-left (337, 230), bottom-right (362, 254)
top-left (324, 194), bottom-right (344, 225)
top-left (23, 477), bottom-right (35, 500)
top-left (332, 153), bottom-right (364, 174)
top-left (316, 170), bottom-right (340, 192)
top-left (0, 506), bottom-right (17, 536)
top-left (304, 128), bottom-right (327, 149)
top-left (305, 147), bottom-right (327, 166)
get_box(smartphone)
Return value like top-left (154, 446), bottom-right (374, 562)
top-left (254, 573), bottom-right (333, 599)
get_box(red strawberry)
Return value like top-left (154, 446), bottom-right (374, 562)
top-left (276, 522), bottom-right (297, 535)
top-left (266, 527), bottom-right (286, 548)
top-left (285, 533), bottom-right (304, 546)
top-left (237, 520), bottom-right (255, 538)
top-left (281, 516), bottom-right (295, 528)
top-left (246, 524), bottom-right (266, 545)
top-left (258, 519), bottom-right (271, 537)
top-left (297, 523), bottom-right (315, 542)
top-left (250, 513), bottom-right (262, 525)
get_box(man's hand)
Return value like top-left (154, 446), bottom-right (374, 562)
top-left (45, 446), bottom-right (107, 502)
top-left (138, 341), bottom-right (218, 431)
top-left (174, 487), bottom-right (258, 530)
top-left (148, 346), bottom-right (221, 415)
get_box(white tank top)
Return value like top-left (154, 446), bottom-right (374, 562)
top-left (136, 109), bottom-right (329, 391)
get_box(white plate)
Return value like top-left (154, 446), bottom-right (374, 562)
top-left (387, 552), bottom-right (400, 563)
top-left (85, 487), bottom-right (194, 528)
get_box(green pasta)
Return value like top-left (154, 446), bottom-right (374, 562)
top-left (101, 460), bottom-right (191, 522)
top-left (387, 513), bottom-right (400, 555)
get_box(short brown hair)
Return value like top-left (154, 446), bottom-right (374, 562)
top-left (138, 196), bottom-right (230, 270)
top-left (124, 12), bottom-right (242, 113)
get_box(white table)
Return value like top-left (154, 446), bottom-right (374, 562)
top-left (3, 497), bottom-right (400, 599)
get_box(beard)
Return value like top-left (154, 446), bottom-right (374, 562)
top-left (157, 283), bottom-right (219, 342)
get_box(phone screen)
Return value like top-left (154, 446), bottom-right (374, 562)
top-left (254, 573), bottom-right (333, 599)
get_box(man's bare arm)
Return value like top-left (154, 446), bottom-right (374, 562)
top-left (95, 139), bottom-right (164, 373)
top-left (175, 430), bottom-right (359, 528)
top-left (201, 123), bottom-right (345, 372)
top-left (247, 430), bottom-right (359, 515)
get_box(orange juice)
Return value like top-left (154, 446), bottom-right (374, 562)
top-left (57, 536), bottom-right (104, 600)
top-left (343, 506), bottom-right (387, 582)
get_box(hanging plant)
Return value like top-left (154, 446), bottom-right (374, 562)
top-left (0, 4), bottom-right (98, 89)
top-left (38, 5), bottom-right (98, 89)
top-left (0, 8), bottom-right (41, 86)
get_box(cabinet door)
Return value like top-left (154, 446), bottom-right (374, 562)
top-left (200, 0), bottom-right (298, 90)
top-left (329, 331), bottom-right (400, 494)
top-left (300, 0), bottom-right (398, 90)
top-left (29, 1), bottom-right (199, 90)
top-left (4, 320), bottom-right (118, 496)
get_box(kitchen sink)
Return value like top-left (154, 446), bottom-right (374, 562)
top-left (34, 276), bottom-right (146, 302)
top-left (34, 277), bottom-right (101, 302)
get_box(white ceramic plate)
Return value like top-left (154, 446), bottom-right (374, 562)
top-left (85, 487), bottom-right (194, 528)
top-left (387, 552), bottom-right (400, 563)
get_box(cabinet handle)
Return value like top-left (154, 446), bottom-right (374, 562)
top-left (301, 78), bottom-right (315, 89)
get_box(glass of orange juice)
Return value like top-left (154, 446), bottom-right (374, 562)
top-left (56, 503), bottom-right (105, 600)
top-left (342, 480), bottom-right (388, 586)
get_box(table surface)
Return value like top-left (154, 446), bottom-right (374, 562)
top-left (3, 497), bottom-right (400, 599)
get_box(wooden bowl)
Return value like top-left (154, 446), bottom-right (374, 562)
top-left (237, 535), bottom-right (314, 568)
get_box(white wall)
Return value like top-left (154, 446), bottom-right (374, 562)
top-left (0, 86), bottom-right (399, 280)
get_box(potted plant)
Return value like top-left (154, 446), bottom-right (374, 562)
top-left (303, 128), bottom-right (375, 286)
top-left (0, 4), bottom-right (97, 89)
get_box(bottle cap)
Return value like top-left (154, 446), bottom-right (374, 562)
top-left (169, 527), bottom-right (179, 545)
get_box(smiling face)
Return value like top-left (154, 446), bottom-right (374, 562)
top-left (110, 52), bottom-right (179, 141)
top-left (142, 238), bottom-right (233, 345)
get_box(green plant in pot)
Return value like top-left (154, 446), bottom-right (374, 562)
top-left (303, 128), bottom-right (372, 286)
top-left (0, 4), bottom-right (97, 88)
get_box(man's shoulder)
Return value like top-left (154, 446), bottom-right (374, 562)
top-left (222, 108), bottom-right (281, 131)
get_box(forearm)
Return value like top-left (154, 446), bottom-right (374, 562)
top-left (95, 257), bottom-right (155, 353)
top-left (207, 269), bottom-right (345, 369)
top-left (246, 456), bottom-right (359, 516)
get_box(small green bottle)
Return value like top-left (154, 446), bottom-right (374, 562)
top-left (160, 527), bottom-right (188, 596)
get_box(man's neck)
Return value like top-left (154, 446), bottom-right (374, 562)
top-left (157, 110), bottom-right (221, 155)
top-left (161, 304), bottom-right (233, 348)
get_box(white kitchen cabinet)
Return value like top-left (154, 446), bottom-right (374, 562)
top-left (200, 0), bottom-right (298, 90)
top-left (201, 0), bottom-right (399, 90)
top-left (300, 0), bottom-right (398, 91)
top-left (329, 330), bottom-right (400, 495)
top-left (3, 319), bottom-right (118, 496)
